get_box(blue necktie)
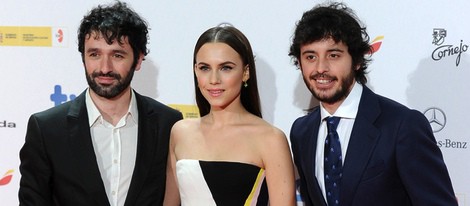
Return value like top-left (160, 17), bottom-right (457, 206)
top-left (324, 116), bottom-right (342, 206)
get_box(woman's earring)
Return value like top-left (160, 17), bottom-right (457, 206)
top-left (243, 81), bottom-right (248, 88)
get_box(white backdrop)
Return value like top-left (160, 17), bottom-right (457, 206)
top-left (1, 0), bottom-right (469, 205)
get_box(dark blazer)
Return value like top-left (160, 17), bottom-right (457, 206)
top-left (290, 86), bottom-right (457, 206)
top-left (19, 90), bottom-right (183, 206)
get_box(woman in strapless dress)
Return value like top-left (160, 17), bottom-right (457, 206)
top-left (163, 25), bottom-right (296, 206)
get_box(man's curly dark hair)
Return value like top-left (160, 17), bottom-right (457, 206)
top-left (288, 2), bottom-right (372, 84)
top-left (77, 1), bottom-right (149, 68)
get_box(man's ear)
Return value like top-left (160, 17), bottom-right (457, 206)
top-left (355, 64), bottom-right (361, 71)
top-left (134, 53), bottom-right (145, 71)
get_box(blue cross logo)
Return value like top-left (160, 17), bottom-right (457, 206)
top-left (50, 85), bottom-right (76, 106)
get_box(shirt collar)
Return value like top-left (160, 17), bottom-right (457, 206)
top-left (85, 88), bottom-right (138, 126)
top-left (320, 81), bottom-right (363, 120)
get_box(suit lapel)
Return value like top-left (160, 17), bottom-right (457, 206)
top-left (67, 91), bottom-right (110, 206)
top-left (304, 110), bottom-right (328, 206)
top-left (307, 111), bottom-right (320, 182)
top-left (124, 92), bottom-right (160, 205)
top-left (340, 87), bottom-right (381, 205)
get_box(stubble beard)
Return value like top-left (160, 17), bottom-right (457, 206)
top-left (85, 68), bottom-right (135, 99)
top-left (308, 71), bottom-right (355, 104)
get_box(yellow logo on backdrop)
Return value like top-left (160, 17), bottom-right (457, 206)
top-left (0, 26), bottom-right (52, 47)
top-left (168, 104), bottom-right (200, 119)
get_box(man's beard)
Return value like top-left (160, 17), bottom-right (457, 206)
top-left (86, 68), bottom-right (135, 99)
top-left (308, 70), bottom-right (355, 104)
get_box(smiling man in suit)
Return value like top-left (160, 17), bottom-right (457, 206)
top-left (18, 1), bottom-right (182, 206)
top-left (288, 2), bottom-right (457, 206)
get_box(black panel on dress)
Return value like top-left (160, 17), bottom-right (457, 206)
top-left (199, 161), bottom-right (268, 206)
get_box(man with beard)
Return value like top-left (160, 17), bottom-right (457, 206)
top-left (18, 1), bottom-right (182, 206)
top-left (288, 2), bottom-right (457, 206)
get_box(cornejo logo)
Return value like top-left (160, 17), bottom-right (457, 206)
top-left (432, 28), bottom-right (446, 46)
top-left (431, 28), bottom-right (468, 67)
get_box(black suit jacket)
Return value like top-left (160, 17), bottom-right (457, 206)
top-left (19, 90), bottom-right (183, 206)
top-left (290, 86), bottom-right (457, 206)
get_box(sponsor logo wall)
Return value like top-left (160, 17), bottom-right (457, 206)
top-left (1, 0), bottom-right (468, 205)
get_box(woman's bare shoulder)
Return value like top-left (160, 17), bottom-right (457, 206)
top-left (253, 118), bottom-right (285, 137)
top-left (173, 118), bottom-right (201, 130)
top-left (171, 118), bottom-right (201, 139)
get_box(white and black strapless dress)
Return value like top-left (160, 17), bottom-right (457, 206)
top-left (176, 159), bottom-right (269, 206)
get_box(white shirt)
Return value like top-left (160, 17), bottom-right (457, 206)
top-left (86, 89), bottom-right (138, 206)
top-left (315, 82), bottom-right (363, 202)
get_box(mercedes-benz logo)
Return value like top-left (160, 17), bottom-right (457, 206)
top-left (423, 107), bottom-right (446, 133)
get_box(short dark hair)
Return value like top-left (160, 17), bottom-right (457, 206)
top-left (288, 2), bottom-right (372, 84)
top-left (193, 26), bottom-right (262, 118)
top-left (77, 1), bottom-right (149, 67)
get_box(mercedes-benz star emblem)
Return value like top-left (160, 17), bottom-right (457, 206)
top-left (423, 107), bottom-right (446, 133)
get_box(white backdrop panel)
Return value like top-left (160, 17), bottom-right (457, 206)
top-left (1, 0), bottom-right (468, 205)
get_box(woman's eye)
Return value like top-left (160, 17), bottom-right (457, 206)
top-left (199, 66), bottom-right (209, 71)
top-left (221, 66), bottom-right (233, 71)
